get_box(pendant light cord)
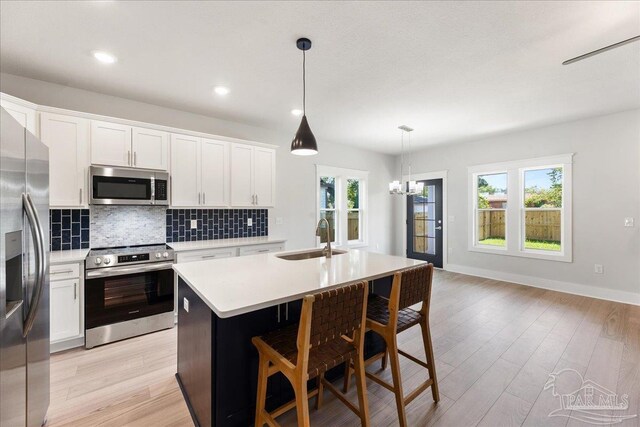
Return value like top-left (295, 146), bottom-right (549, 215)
top-left (302, 50), bottom-right (306, 115)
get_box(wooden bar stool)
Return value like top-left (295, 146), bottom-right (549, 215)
top-left (343, 264), bottom-right (439, 427)
top-left (252, 282), bottom-right (370, 427)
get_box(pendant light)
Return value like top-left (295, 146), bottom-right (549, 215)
top-left (389, 125), bottom-right (423, 195)
top-left (290, 38), bottom-right (318, 156)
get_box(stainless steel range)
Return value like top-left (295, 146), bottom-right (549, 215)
top-left (85, 244), bottom-right (175, 349)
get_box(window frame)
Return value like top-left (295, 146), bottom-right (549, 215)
top-left (468, 154), bottom-right (573, 262)
top-left (316, 165), bottom-right (369, 248)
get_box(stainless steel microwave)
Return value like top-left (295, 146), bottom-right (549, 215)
top-left (89, 166), bottom-right (169, 205)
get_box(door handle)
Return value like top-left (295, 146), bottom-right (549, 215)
top-left (127, 150), bottom-right (131, 165)
top-left (51, 270), bottom-right (73, 275)
top-left (22, 193), bottom-right (46, 338)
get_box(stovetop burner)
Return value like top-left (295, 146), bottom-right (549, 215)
top-left (88, 243), bottom-right (170, 256)
top-left (86, 243), bottom-right (174, 269)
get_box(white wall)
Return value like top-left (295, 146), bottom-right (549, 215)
top-left (394, 109), bottom-right (640, 303)
top-left (1, 73), bottom-right (397, 253)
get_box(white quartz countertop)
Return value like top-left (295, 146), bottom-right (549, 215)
top-left (173, 249), bottom-right (425, 318)
top-left (49, 249), bottom-right (89, 264)
top-left (167, 236), bottom-right (286, 252)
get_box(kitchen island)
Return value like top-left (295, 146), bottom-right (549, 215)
top-left (173, 248), bottom-right (425, 427)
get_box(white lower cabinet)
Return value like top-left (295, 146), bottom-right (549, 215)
top-left (238, 243), bottom-right (285, 256)
top-left (49, 262), bottom-right (83, 352)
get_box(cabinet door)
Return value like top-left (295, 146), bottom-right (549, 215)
top-left (230, 144), bottom-right (254, 207)
top-left (132, 127), bottom-right (168, 170)
top-left (91, 120), bottom-right (132, 167)
top-left (50, 278), bottom-right (80, 342)
top-left (1, 98), bottom-right (37, 136)
top-left (170, 134), bottom-right (201, 207)
top-left (200, 138), bottom-right (229, 207)
top-left (254, 147), bottom-right (275, 207)
top-left (40, 113), bottom-right (90, 207)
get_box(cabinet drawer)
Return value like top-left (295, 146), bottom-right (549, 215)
top-left (50, 263), bottom-right (80, 281)
top-left (238, 243), bottom-right (284, 257)
top-left (176, 248), bottom-right (238, 263)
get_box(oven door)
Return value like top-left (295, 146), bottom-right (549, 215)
top-left (90, 166), bottom-right (155, 205)
top-left (85, 262), bottom-right (174, 330)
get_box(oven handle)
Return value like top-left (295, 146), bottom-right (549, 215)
top-left (86, 262), bottom-right (174, 279)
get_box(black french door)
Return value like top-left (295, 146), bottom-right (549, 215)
top-left (406, 179), bottom-right (443, 268)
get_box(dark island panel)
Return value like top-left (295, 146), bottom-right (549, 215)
top-left (176, 275), bottom-right (393, 427)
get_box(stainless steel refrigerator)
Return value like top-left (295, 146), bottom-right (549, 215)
top-left (0, 107), bottom-right (50, 426)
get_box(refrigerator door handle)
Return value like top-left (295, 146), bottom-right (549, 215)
top-left (22, 193), bottom-right (46, 338)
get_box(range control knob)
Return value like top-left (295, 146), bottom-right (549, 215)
top-left (155, 253), bottom-right (162, 259)
top-left (162, 252), bottom-right (169, 258)
top-left (103, 258), bottom-right (111, 265)
top-left (95, 257), bottom-right (102, 265)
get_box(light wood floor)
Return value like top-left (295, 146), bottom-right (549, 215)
top-left (47, 270), bottom-right (640, 426)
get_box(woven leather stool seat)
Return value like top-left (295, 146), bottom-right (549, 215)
top-left (260, 323), bottom-right (357, 380)
top-left (366, 294), bottom-right (422, 333)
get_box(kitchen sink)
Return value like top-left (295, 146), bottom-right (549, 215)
top-left (276, 249), bottom-right (348, 261)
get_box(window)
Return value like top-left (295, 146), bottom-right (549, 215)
top-left (476, 172), bottom-right (508, 248)
top-left (469, 154), bottom-right (572, 262)
top-left (347, 179), bottom-right (361, 241)
top-left (317, 166), bottom-right (368, 247)
top-left (523, 167), bottom-right (563, 252)
top-left (319, 176), bottom-right (337, 243)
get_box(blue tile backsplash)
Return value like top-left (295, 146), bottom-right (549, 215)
top-left (49, 208), bottom-right (267, 250)
top-left (165, 209), bottom-right (268, 242)
top-left (50, 209), bottom-right (90, 251)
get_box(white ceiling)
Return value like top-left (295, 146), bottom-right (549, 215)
top-left (1, 1), bottom-right (639, 154)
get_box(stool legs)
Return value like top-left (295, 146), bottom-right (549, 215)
top-left (353, 353), bottom-right (371, 427)
top-left (255, 354), bottom-right (269, 427)
top-left (294, 383), bottom-right (311, 427)
top-left (386, 336), bottom-right (408, 427)
top-left (420, 318), bottom-right (440, 402)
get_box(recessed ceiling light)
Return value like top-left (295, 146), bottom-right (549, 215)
top-left (213, 86), bottom-right (230, 96)
top-left (291, 109), bottom-right (303, 116)
top-left (93, 51), bottom-right (117, 64)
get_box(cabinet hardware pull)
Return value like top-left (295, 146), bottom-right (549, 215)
top-left (277, 305), bottom-right (281, 323)
top-left (127, 150), bottom-right (131, 165)
top-left (79, 188), bottom-right (82, 204)
top-left (257, 249), bottom-right (269, 253)
top-left (74, 282), bottom-right (77, 300)
top-left (201, 255), bottom-right (218, 259)
top-left (198, 192), bottom-right (201, 204)
top-left (203, 192), bottom-right (206, 205)
top-left (51, 270), bottom-right (73, 275)
top-left (134, 151), bottom-right (137, 166)
top-left (256, 194), bottom-right (258, 205)
top-left (285, 302), bottom-right (289, 321)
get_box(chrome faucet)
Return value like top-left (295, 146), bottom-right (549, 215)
top-left (315, 218), bottom-right (332, 258)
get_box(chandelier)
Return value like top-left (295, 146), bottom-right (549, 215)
top-left (389, 125), bottom-right (423, 195)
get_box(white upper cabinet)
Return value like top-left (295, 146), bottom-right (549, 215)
top-left (230, 144), bottom-right (254, 207)
top-left (200, 138), bottom-right (229, 207)
top-left (170, 133), bottom-right (201, 207)
top-left (91, 121), bottom-right (168, 171)
top-left (132, 127), bottom-right (169, 170)
top-left (253, 147), bottom-right (276, 207)
top-left (1, 98), bottom-right (37, 136)
top-left (40, 112), bottom-right (90, 207)
top-left (91, 121), bottom-right (132, 167)
top-left (231, 144), bottom-right (275, 207)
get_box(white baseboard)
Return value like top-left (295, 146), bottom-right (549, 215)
top-left (50, 336), bottom-right (84, 353)
top-left (446, 263), bottom-right (640, 306)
